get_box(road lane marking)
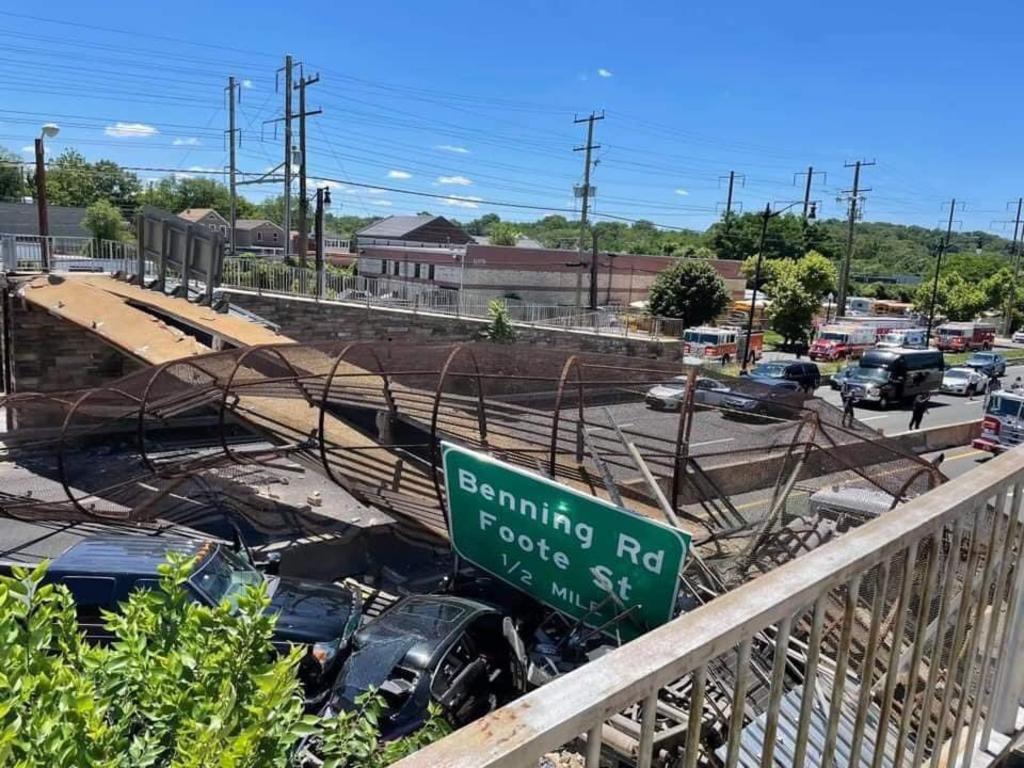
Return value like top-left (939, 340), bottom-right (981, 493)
top-left (690, 437), bottom-right (735, 448)
top-left (857, 415), bottom-right (890, 422)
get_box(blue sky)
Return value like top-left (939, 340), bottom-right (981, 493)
top-left (1, 1), bottom-right (1022, 234)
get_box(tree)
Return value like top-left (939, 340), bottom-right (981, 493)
top-left (488, 221), bottom-right (520, 246)
top-left (83, 199), bottom-right (128, 242)
top-left (0, 558), bottom-right (449, 766)
top-left (913, 272), bottom-right (988, 322)
top-left (138, 176), bottom-right (257, 218)
top-left (766, 273), bottom-right (820, 344)
top-left (647, 260), bottom-right (730, 327)
top-left (43, 149), bottom-right (141, 210)
top-left (0, 146), bottom-right (25, 200)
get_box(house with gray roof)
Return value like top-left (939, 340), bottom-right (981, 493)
top-left (233, 219), bottom-right (285, 249)
top-left (356, 215), bottom-right (472, 247)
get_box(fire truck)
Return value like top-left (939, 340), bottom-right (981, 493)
top-left (809, 323), bottom-right (877, 361)
top-left (935, 322), bottom-right (996, 352)
top-left (973, 390), bottom-right (1024, 454)
top-left (682, 326), bottom-right (763, 363)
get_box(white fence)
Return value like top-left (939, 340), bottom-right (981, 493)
top-left (218, 257), bottom-right (685, 339)
top-left (0, 234), bottom-right (143, 275)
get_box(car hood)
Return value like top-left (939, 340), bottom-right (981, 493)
top-left (646, 386), bottom-right (684, 398)
top-left (268, 577), bottom-right (359, 645)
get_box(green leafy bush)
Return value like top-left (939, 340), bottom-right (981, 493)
top-left (0, 556), bottom-right (448, 767)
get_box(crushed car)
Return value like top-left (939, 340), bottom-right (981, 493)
top-left (42, 534), bottom-right (361, 697)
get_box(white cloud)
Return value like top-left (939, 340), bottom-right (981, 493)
top-left (104, 122), bottom-right (158, 138)
top-left (597, 68), bottom-right (613, 78)
top-left (437, 175), bottom-right (472, 186)
top-left (445, 195), bottom-right (483, 209)
top-left (387, 169), bottom-right (411, 179)
top-left (20, 145), bottom-right (33, 154)
top-left (370, 199), bottom-right (393, 207)
top-left (436, 144), bottom-right (469, 154)
top-left (172, 137), bottom-right (200, 146)
top-left (242, 79), bottom-right (253, 89)
top-left (674, 188), bottom-right (689, 196)
top-left (365, 188), bottom-right (387, 196)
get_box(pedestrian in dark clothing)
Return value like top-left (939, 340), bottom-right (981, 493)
top-left (841, 387), bottom-right (857, 428)
top-left (966, 378), bottom-right (978, 401)
top-left (909, 393), bottom-right (930, 431)
top-left (988, 374), bottom-right (1001, 395)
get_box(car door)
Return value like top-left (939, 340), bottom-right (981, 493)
top-left (694, 378), bottom-right (729, 408)
top-left (431, 633), bottom-right (488, 726)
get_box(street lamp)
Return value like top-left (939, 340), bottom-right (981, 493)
top-left (742, 201), bottom-right (816, 372)
top-left (34, 123), bottom-right (59, 272)
top-left (825, 292), bottom-right (835, 324)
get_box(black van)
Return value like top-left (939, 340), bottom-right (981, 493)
top-left (845, 348), bottom-right (945, 408)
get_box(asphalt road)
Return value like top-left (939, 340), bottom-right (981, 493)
top-left (816, 363), bottom-right (1024, 435)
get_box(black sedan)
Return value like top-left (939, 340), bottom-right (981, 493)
top-left (311, 595), bottom-right (518, 743)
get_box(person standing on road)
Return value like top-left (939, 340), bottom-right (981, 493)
top-left (841, 385), bottom-right (857, 428)
top-left (988, 373), bottom-right (1001, 395)
top-left (966, 376), bottom-right (978, 401)
top-left (909, 393), bottom-right (931, 431)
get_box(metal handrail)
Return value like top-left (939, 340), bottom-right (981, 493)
top-left (394, 447), bottom-right (1024, 768)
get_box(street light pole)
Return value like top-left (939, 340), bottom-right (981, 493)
top-left (33, 123), bottom-right (59, 272)
top-left (926, 199), bottom-right (957, 342)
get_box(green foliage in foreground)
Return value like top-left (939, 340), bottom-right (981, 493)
top-left (0, 557), bottom-right (448, 768)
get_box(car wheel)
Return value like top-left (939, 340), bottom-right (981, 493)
top-left (878, 395), bottom-right (890, 410)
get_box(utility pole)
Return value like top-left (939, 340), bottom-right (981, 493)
top-left (795, 166), bottom-right (826, 219)
top-left (314, 186), bottom-right (330, 299)
top-left (836, 160), bottom-right (875, 316)
top-left (926, 199), bottom-right (959, 340)
top-left (573, 111), bottom-right (603, 311)
top-left (282, 55), bottom-right (294, 258)
top-left (294, 71), bottom-right (320, 267)
top-left (225, 76), bottom-right (239, 256)
top-left (588, 231), bottom-right (599, 310)
top-left (717, 171), bottom-right (744, 259)
top-left (1004, 198), bottom-right (1024, 336)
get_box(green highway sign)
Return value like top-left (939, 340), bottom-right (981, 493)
top-left (442, 442), bottom-right (690, 641)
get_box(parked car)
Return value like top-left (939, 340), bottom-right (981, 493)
top-left (1013, 330), bottom-right (1024, 345)
top-left (722, 378), bottom-right (805, 420)
top-left (43, 535), bottom-right (362, 694)
top-left (844, 348), bottom-right (945, 408)
top-left (940, 366), bottom-right (987, 396)
top-left (830, 364), bottom-right (858, 391)
top-left (644, 375), bottom-right (731, 410)
top-left (748, 360), bottom-right (821, 392)
top-left (307, 595), bottom-right (519, 748)
top-left (964, 351), bottom-right (1006, 377)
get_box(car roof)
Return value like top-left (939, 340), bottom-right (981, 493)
top-left (352, 595), bottom-right (499, 670)
top-left (49, 535), bottom-right (208, 578)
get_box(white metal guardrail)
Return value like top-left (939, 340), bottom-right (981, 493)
top-left (395, 448), bottom-right (1024, 768)
top-left (217, 257), bottom-right (684, 339)
top-left (0, 234), bottom-right (145, 275)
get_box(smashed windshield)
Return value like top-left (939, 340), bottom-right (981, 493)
top-left (188, 548), bottom-right (262, 609)
top-left (329, 636), bottom-right (419, 710)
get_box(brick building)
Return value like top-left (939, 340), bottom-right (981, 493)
top-left (356, 242), bottom-right (745, 307)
